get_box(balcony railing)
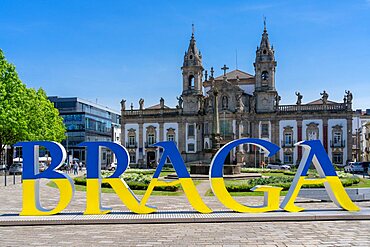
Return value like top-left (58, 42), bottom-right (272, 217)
top-left (330, 140), bottom-right (346, 148)
top-left (278, 103), bottom-right (348, 113)
top-left (123, 108), bottom-right (180, 117)
top-left (126, 142), bottom-right (137, 148)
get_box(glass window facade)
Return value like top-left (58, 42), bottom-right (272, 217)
top-left (49, 96), bottom-right (121, 167)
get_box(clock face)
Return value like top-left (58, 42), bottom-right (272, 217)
top-left (261, 71), bottom-right (269, 80)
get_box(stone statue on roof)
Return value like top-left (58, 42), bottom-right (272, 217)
top-left (139, 98), bottom-right (144, 110)
top-left (320, 90), bottom-right (329, 104)
top-left (120, 99), bottom-right (126, 111)
top-left (295, 92), bottom-right (302, 105)
top-left (275, 94), bottom-right (281, 107)
top-left (345, 90), bottom-right (353, 104)
top-left (176, 95), bottom-right (183, 109)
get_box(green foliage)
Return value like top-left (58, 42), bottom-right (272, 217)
top-left (224, 175), bottom-right (361, 192)
top-left (74, 172), bottom-right (180, 192)
top-left (241, 168), bottom-right (288, 174)
top-left (0, 49), bottom-right (65, 157)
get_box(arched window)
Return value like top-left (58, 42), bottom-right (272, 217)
top-left (188, 75), bottom-right (195, 89)
top-left (261, 71), bottom-right (269, 81)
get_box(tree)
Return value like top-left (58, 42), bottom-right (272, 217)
top-left (26, 88), bottom-right (65, 142)
top-left (0, 49), bottom-right (65, 164)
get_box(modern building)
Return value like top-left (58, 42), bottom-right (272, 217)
top-left (353, 109), bottom-right (370, 162)
top-left (49, 96), bottom-right (121, 167)
top-left (120, 23), bottom-right (354, 168)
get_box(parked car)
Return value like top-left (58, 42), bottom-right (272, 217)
top-left (108, 162), bottom-right (117, 171)
top-left (0, 163), bottom-right (6, 170)
top-left (9, 163), bottom-right (22, 175)
top-left (39, 163), bottom-right (47, 172)
top-left (266, 162), bottom-right (291, 170)
top-left (344, 162), bottom-right (370, 173)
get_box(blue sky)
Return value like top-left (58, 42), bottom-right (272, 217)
top-left (0, 0), bottom-right (369, 111)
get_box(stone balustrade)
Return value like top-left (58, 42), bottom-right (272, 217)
top-left (123, 108), bottom-right (180, 116)
top-left (278, 103), bottom-right (349, 113)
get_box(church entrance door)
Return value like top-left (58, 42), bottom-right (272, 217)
top-left (146, 151), bottom-right (156, 168)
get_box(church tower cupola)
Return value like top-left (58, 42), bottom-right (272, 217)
top-left (181, 24), bottom-right (204, 96)
top-left (253, 19), bottom-right (278, 113)
top-left (254, 19), bottom-right (277, 92)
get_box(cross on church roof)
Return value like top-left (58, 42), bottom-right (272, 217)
top-left (221, 64), bottom-right (229, 76)
top-left (210, 67), bottom-right (214, 78)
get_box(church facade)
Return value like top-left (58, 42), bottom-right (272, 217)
top-left (120, 25), bottom-right (353, 168)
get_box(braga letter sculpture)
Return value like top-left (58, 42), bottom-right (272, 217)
top-left (15, 139), bottom-right (359, 216)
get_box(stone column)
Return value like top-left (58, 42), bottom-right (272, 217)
top-left (323, 117), bottom-right (328, 152)
top-left (121, 124), bottom-right (125, 147)
top-left (178, 120), bottom-right (186, 154)
top-left (235, 119), bottom-right (245, 166)
top-left (272, 119), bottom-right (279, 162)
top-left (138, 122), bottom-right (144, 167)
top-left (212, 94), bottom-right (220, 135)
top-left (159, 122), bottom-right (164, 141)
top-left (297, 119), bottom-right (303, 165)
top-left (211, 89), bottom-right (221, 150)
top-left (347, 117), bottom-right (353, 163)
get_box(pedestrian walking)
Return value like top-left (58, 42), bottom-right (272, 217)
top-left (73, 161), bottom-right (78, 175)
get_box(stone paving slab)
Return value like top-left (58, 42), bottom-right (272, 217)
top-left (1, 208), bottom-right (370, 226)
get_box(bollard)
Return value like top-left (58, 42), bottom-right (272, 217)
top-left (4, 170), bottom-right (7, 186)
top-left (13, 173), bottom-right (15, 185)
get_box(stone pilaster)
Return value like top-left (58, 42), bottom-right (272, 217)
top-left (159, 121), bottom-right (164, 141)
top-left (178, 120), bottom-right (186, 154)
top-left (297, 119), bottom-right (303, 165)
top-left (323, 117), bottom-right (328, 152)
top-left (138, 122), bottom-right (144, 166)
top-left (347, 116), bottom-right (353, 163)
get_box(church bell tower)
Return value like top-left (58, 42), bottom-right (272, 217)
top-left (253, 20), bottom-right (278, 113)
top-left (181, 25), bottom-right (204, 113)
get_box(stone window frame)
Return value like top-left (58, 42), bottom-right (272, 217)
top-left (166, 128), bottom-right (176, 142)
top-left (283, 152), bottom-right (293, 164)
top-left (188, 124), bottom-right (195, 138)
top-left (146, 125), bottom-right (157, 145)
top-left (188, 143), bottom-right (195, 152)
top-left (332, 152), bottom-right (343, 164)
top-left (283, 126), bottom-right (294, 147)
top-left (332, 125), bottom-right (343, 147)
top-left (127, 128), bottom-right (136, 146)
top-left (306, 122), bottom-right (319, 140)
top-left (129, 150), bottom-right (136, 164)
top-left (261, 122), bottom-right (269, 138)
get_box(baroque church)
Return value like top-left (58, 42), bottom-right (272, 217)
top-left (120, 23), bottom-right (353, 168)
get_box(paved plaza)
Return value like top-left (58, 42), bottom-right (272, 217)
top-left (1, 179), bottom-right (370, 246)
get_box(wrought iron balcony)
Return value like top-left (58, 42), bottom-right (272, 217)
top-left (330, 140), bottom-right (346, 148)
